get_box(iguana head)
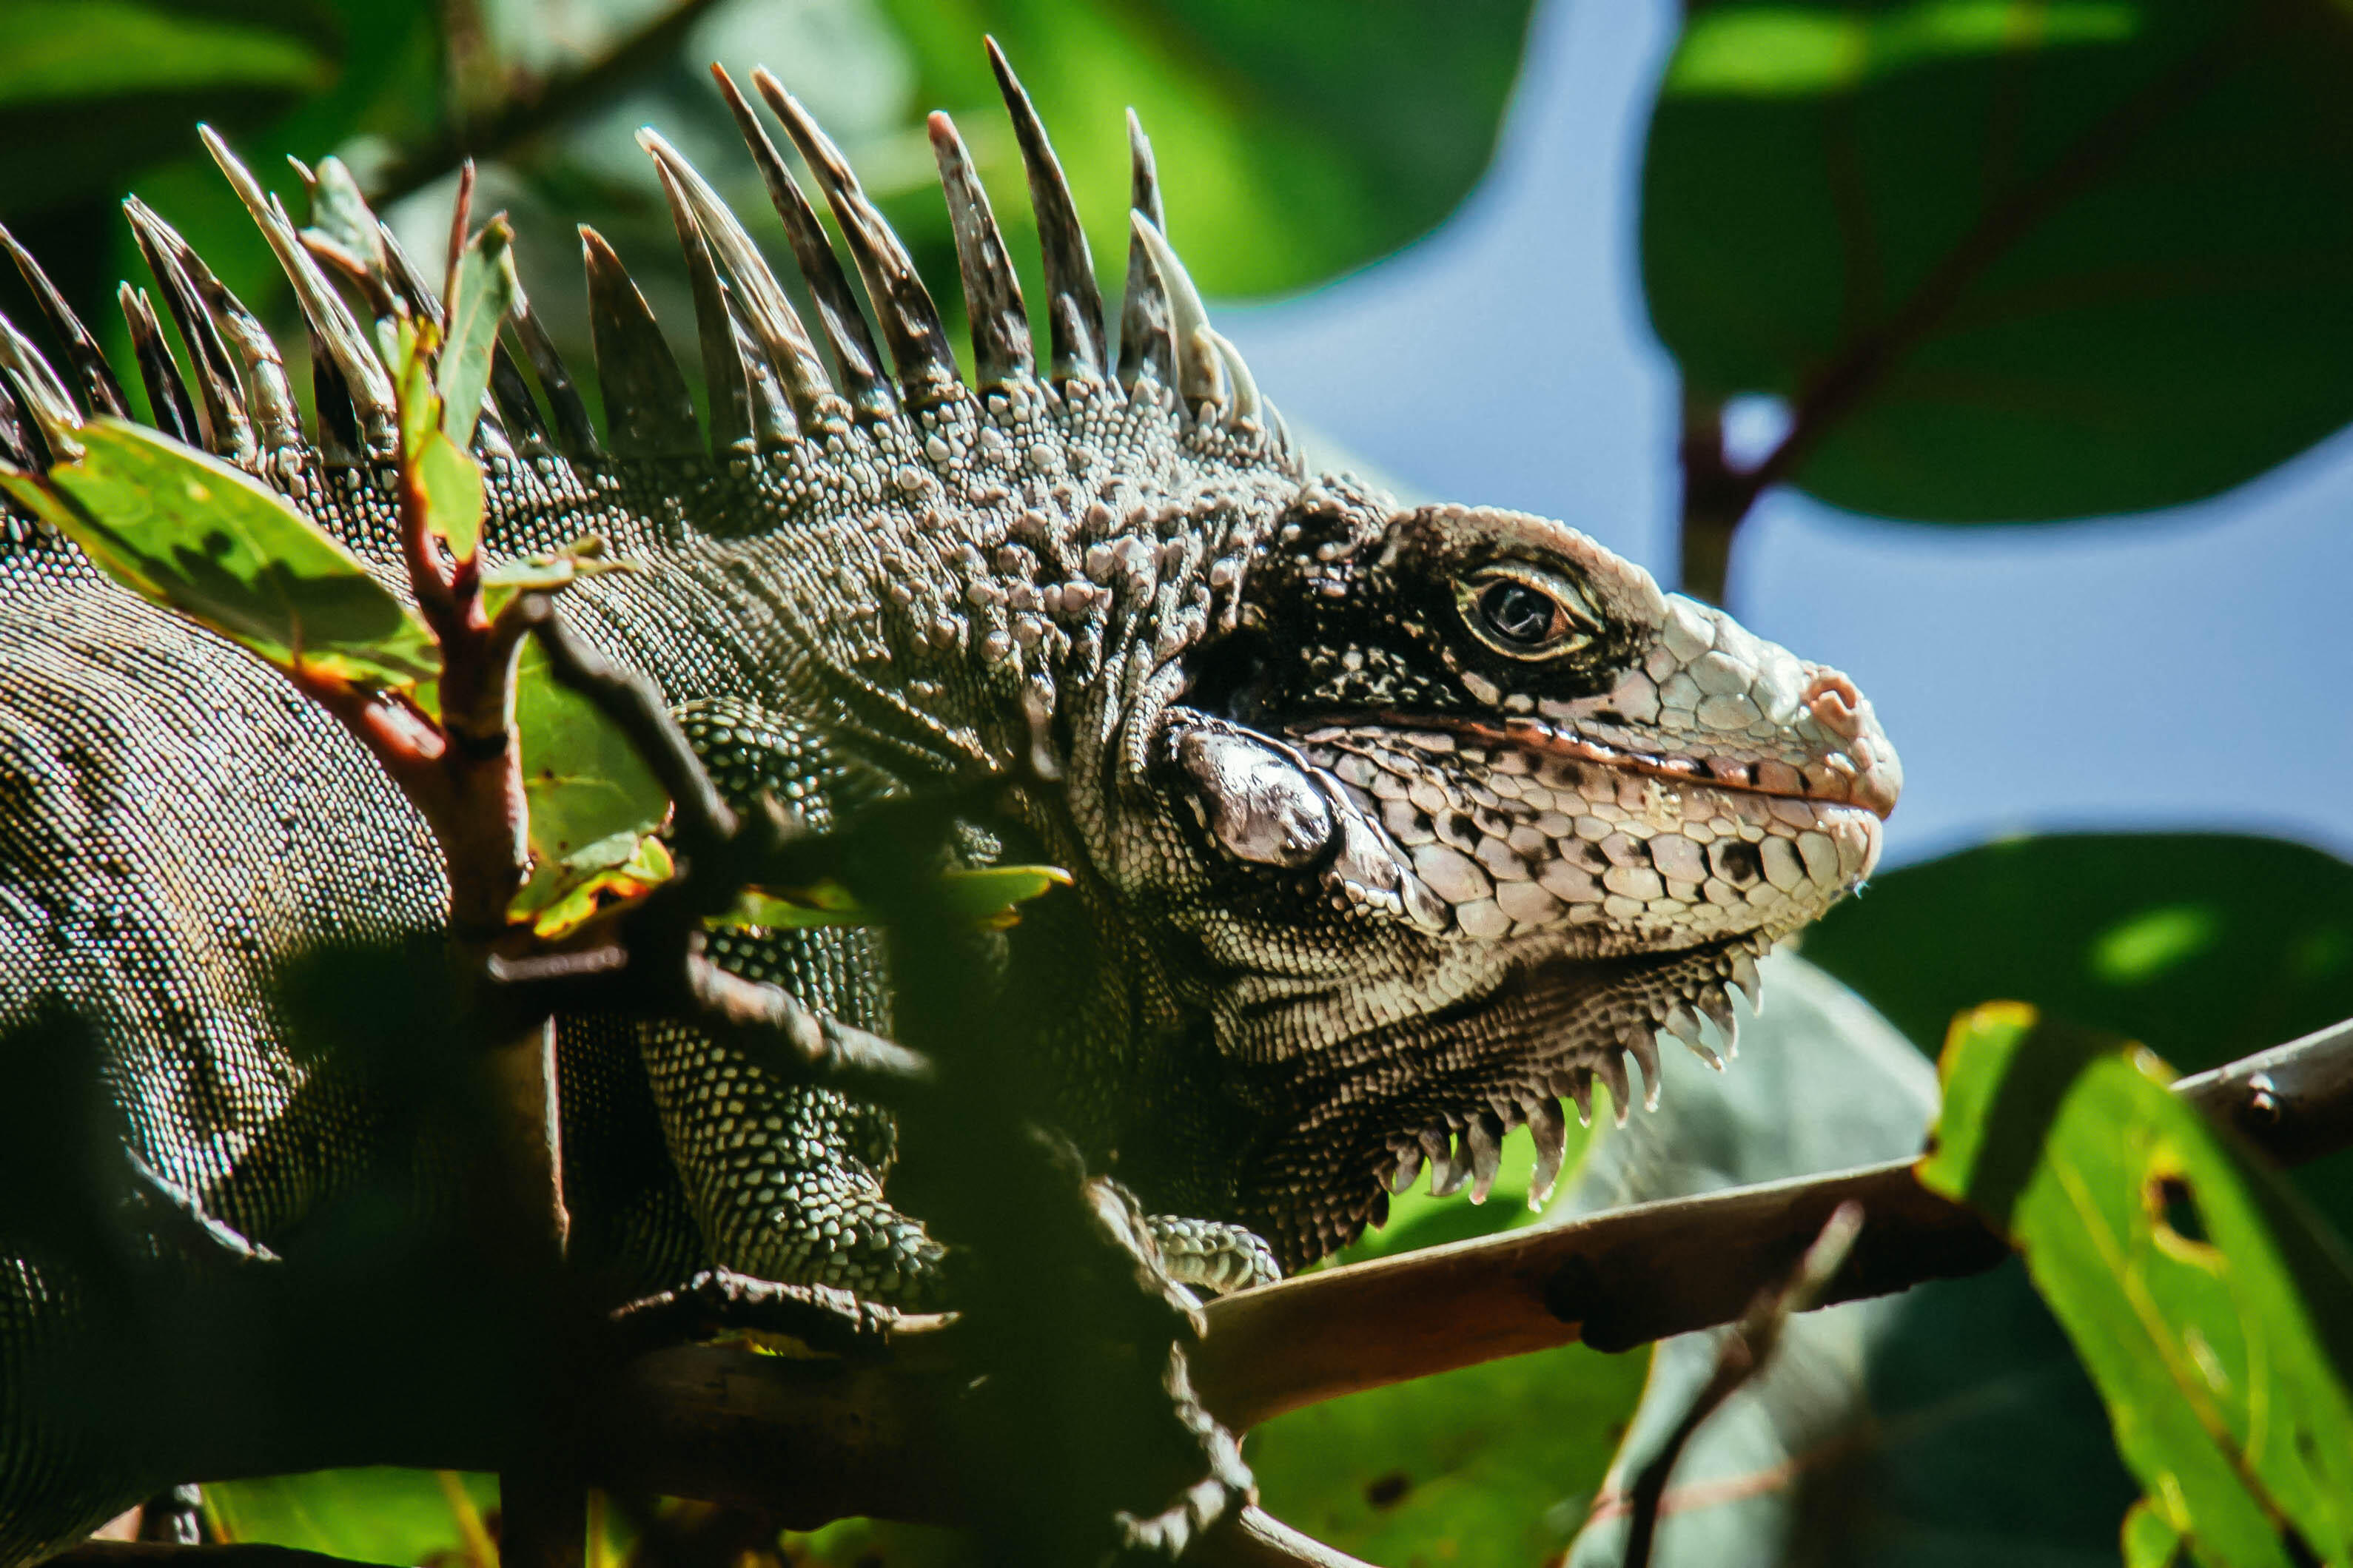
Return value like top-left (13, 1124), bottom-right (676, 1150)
top-left (1124, 483), bottom-right (1900, 1265)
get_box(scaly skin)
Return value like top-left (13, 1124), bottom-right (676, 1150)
top-left (0, 49), bottom-right (1896, 1559)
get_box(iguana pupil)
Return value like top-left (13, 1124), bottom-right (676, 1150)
top-left (1478, 578), bottom-right (1557, 646)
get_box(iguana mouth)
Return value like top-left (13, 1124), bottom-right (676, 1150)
top-left (1426, 714), bottom-right (1898, 821)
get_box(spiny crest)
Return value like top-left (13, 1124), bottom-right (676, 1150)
top-left (0, 39), bottom-right (1294, 496)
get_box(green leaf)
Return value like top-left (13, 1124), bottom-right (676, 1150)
top-left (0, 419), bottom-right (437, 687)
top-left (931, 864), bottom-right (1073, 925)
top-left (1805, 833), bottom-right (2353, 1073)
top-left (383, 315), bottom-right (439, 461)
top-left (1921, 1006), bottom-right (2353, 1567)
top-left (205, 1469), bottom-right (497, 1564)
top-left (0, 0), bottom-right (330, 106)
top-left (1643, 0), bottom-right (2353, 522)
top-left (2126, 1498), bottom-right (2189, 1568)
top-left (1802, 832), bottom-right (2353, 1234)
top-left (876, 0), bottom-right (1540, 297)
top-left (511, 639), bottom-right (671, 869)
top-left (714, 881), bottom-right (874, 932)
top-left (438, 215), bottom-right (518, 449)
top-left (1249, 1341), bottom-right (1650, 1567)
top-left (709, 866), bottom-right (1075, 935)
top-left (412, 428), bottom-right (483, 560)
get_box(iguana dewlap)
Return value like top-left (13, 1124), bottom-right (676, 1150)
top-left (0, 46), bottom-right (1898, 1558)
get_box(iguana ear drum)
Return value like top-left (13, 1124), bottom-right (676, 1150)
top-left (1169, 718), bottom-right (1336, 871)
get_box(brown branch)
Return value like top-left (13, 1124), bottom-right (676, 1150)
top-left (1674, 388), bottom-right (1743, 605)
top-left (2174, 1016), bottom-right (2353, 1165)
top-left (371, 0), bottom-right (733, 206)
top-left (1189, 1011), bottom-right (2353, 1432)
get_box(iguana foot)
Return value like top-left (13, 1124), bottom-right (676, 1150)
top-left (1146, 1217), bottom-right (1282, 1294)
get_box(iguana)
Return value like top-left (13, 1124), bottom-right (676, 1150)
top-left (0, 46), bottom-right (1899, 1558)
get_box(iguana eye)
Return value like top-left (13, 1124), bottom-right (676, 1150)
top-left (1457, 566), bottom-right (1600, 659)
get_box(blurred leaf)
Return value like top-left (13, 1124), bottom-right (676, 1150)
top-left (1645, 0), bottom-right (2353, 522)
top-left (1566, 955), bottom-right (2138, 1566)
top-left (0, 1), bottom-right (330, 106)
top-left (0, 418), bottom-right (438, 687)
top-left (206, 1468), bottom-right (497, 1564)
top-left (781, 1517), bottom-right (976, 1566)
top-left (438, 215), bottom-right (518, 449)
top-left (1249, 1340), bottom-right (1648, 1567)
top-left (2125, 1498), bottom-right (2187, 1568)
top-left (876, 0), bottom-right (1540, 297)
top-left (0, 0), bottom-right (335, 218)
top-left (1921, 1006), bottom-right (2353, 1567)
top-left (1802, 832), bottom-right (2353, 1231)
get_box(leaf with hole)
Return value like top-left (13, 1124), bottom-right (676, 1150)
top-left (1920, 1004), bottom-right (2353, 1567)
top-left (0, 419), bottom-right (437, 688)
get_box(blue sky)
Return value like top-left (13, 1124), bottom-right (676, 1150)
top-left (1224, 0), bottom-right (2352, 869)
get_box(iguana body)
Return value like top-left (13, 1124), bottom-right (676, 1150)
top-left (0, 53), bottom-right (1899, 1559)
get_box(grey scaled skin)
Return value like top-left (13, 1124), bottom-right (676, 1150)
top-left (0, 43), bottom-right (1897, 1560)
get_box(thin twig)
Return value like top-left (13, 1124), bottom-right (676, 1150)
top-left (605, 1268), bottom-right (904, 1360)
top-left (370, 0), bottom-right (733, 206)
top-left (1613, 1202), bottom-right (1864, 1568)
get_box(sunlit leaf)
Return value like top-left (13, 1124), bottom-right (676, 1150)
top-left (1921, 1006), bottom-right (2353, 1567)
top-left (412, 428), bottom-right (483, 560)
top-left (0, 419), bottom-right (437, 687)
top-left (1645, 0), bottom-right (2353, 521)
top-left (2124, 1498), bottom-right (2188, 1568)
top-left (438, 215), bottom-right (518, 449)
top-left (478, 535), bottom-right (637, 619)
top-left (514, 830), bottom-right (674, 939)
